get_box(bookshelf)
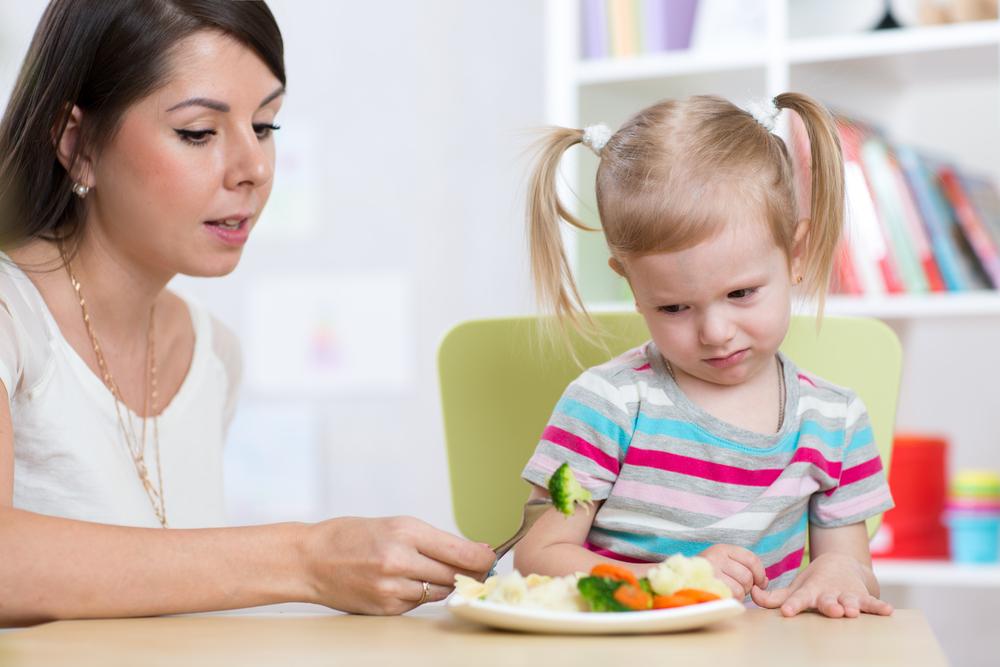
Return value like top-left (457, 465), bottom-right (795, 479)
top-left (545, 0), bottom-right (1000, 591)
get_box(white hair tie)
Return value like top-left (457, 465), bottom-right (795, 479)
top-left (744, 98), bottom-right (781, 132)
top-left (581, 123), bottom-right (612, 156)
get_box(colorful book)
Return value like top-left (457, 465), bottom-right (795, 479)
top-left (837, 119), bottom-right (905, 293)
top-left (887, 150), bottom-right (946, 291)
top-left (608, 0), bottom-right (639, 57)
top-left (581, 0), bottom-right (609, 59)
top-left (894, 146), bottom-right (971, 291)
top-left (959, 173), bottom-right (1000, 252)
top-left (938, 166), bottom-right (1000, 289)
top-left (860, 138), bottom-right (928, 293)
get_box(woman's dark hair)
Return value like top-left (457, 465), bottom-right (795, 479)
top-left (0, 0), bottom-right (285, 249)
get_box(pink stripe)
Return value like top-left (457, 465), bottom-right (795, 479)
top-left (530, 453), bottom-right (610, 491)
top-left (797, 373), bottom-right (817, 387)
top-left (790, 447), bottom-right (842, 479)
top-left (840, 455), bottom-right (883, 486)
top-left (765, 547), bottom-right (804, 580)
top-left (613, 479), bottom-right (747, 517)
top-left (584, 541), bottom-right (655, 564)
top-left (633, 363), bottom-right (651, 372)
top-left (626, 447), bottom-right (783, 486)
top-left (813, 486), bottom-right (893, 523)
top-left (760, 476), bottom-right (821, 498)
top-left (542, 425), bottom-right (620, 475)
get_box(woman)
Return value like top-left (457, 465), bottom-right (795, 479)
top-left (0, 0), bottom-right (493, 625)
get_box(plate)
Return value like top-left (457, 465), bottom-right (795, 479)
top-left (446, 596), bottom-right (745, 635)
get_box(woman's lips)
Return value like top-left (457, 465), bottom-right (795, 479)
top-left (203, 217), bottom-right (251, 247)
top-left (703, 348), bottom-right (749, 369)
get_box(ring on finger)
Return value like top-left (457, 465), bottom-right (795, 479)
top-left (417, 580), bottom-right (430, 605)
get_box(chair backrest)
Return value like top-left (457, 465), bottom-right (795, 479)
top-left (438, 312), bottom-right (902, 546)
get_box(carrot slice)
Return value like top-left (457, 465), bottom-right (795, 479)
top-left (590, 563), bottom-right (639, 587)
top-left (652, 592), bottom-right (699, 609)
top-left (673, 588), bottom-right (721, 603)
top-left (613, 584), bottom-right (653, 610)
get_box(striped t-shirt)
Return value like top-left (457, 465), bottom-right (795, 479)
top-left (521, 342), bottom-right (894, 589)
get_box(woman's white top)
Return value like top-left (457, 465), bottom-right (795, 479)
top-left (0, 254), bottom-right (241, 528)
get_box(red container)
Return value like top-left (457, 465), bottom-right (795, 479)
top-left (871, 434), bottom-right (950, 559)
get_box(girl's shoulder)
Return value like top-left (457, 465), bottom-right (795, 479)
top-left (585, 341), bottom-right (660, 383)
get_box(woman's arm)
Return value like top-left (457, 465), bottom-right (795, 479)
top-left (0, 386), bottom-right (494, 625)
top-left (513, 486), bottom-right (651, 578)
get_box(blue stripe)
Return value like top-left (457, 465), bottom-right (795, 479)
top-left (634, 414), bottom-right (800, 455)
top-left (593, 511), bottom-right (808, 558)
top-left (846, 426), bottom-right (874, 452)
top-left (752, 512), bottom-right (808, 555)
top-left (556, 398), bottom-right (630, 451)
top-left (799, 420), bottom-right (847, 448)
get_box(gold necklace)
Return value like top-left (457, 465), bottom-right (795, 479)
top-left (65, 258), bottom-right (168, 528)
top-left (665, 355), bottom-right (786, 432)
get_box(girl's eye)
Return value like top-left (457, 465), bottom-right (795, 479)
top-left (728, 287), bottom-right (758, 299)
top-left (657, 304), bottom-right (687, 314)
top-left (254, 123), bottom-right (281, 139)
top-left (174, 128), bottom-right (216, 145)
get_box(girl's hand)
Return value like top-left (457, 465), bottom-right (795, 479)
top-left (750, 552), bottom-right (894, 618)
top-left (300, 516), bottom-right (495, 615)
top-left (698, 544), bottom-right (768, 598)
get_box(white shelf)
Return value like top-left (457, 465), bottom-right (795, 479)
top-left (874, 559), bottom-right (1000, 588)
top-left (576, 48), bottom-right (768, 86)
top-left (788, 20), bottom-right (1000, 65)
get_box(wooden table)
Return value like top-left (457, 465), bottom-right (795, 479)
top-left (0, 605), bottom-right (948, 666)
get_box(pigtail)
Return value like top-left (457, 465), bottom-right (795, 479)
top-left (526, 127), bottom-right (602, 351)
top-left (774, 93), bottom-right (845, 314)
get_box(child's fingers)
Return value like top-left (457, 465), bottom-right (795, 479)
top-left (859, 595), bottom-right (894, 616)
top-left (750, 584), bottom-right (787, 609)
top-left (839, 593), bottom-right (861, 618)
top-left (721, 561), bottom-right (754, 596)
top-left (816, 592), bottom-right (845, 618)
top-left (725, 548), bottom-right (768, 588)
top-left (780, 589), bottom-right (813, 617)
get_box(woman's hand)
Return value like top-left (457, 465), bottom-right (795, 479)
top-left (698, 544), bottom-right (768, 598)
top-left (300, 516), bottom-right (496, 615)
top-left (750, 552), bottom-right (893, 618)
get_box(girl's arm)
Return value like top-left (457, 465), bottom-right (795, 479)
top-left (750, 522), bottom-right (893, 618)
top-left (0, 386), bottom-right (494, 626)
top-left (513, 486), bottom-right (652, 578)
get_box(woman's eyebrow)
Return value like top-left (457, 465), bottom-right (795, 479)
top-left (166, 86), bottom-right (285, 113)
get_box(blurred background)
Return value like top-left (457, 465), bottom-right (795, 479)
top-left (2, 1), bottom-right (999, 664)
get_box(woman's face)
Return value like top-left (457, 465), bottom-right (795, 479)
top-left (86, 30), bottom-right (284, 278)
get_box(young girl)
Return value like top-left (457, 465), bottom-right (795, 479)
top-left (0, 0), bottom-right (491, 623)
top-left (514, 93), bottom-right (895, 619)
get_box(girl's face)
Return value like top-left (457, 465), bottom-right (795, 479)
top-left (621, 221), bottom-right (800, 387)
top-left (84, 30), bottom-right (284, 278)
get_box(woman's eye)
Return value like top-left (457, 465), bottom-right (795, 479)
top-left (657, 304), bottom-right (687, 314)
top-left (254, 123), bottom-right (281, 139)
top-left (728, 288), bottom-right (758, 299)
top-left (174, 128), bottom-right (216, 145)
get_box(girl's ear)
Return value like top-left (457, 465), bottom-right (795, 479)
top-left (54, 104), bottom-right (95, 188)
top-left (790, 218), bottom-right (810, 281)
top-left (608, 256), bottom-right (626, 277)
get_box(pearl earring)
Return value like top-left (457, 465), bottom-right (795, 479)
top-left (71, 182), bottom-right (90, 198)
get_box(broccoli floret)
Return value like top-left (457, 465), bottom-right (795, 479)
top-left (577, 576), bottom-right (629, 612)
top-left (547, 462), bottom-right (592, 516)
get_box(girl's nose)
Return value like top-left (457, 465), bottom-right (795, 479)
top-left (224, 128), bottom-right (273, 191)
top-left (698, 309), bottom-right (735, 347)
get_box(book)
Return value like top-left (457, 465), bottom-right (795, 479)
top-left (581, 0), bottom-right (609, 59)
top-left (938, 166), bottom-right (1000, 288)
top-left (608, 0), bottom-right (639, 57)
top-left (860, 137), bottom-right (928, 293)
top-left (959, 173), bottom-right (1000, 253)
top-left (894, 146), bottom-right (973, 291)
top-left (887, 150), bottom-right (946, 291)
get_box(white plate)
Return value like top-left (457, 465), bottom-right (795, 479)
top-left (446, 596), bottom-right (745, 635)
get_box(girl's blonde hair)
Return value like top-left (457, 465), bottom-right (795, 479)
top-left (527, 93), bottom-right (844, 336)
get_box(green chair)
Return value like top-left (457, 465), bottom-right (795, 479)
top-left (438, 312), bottom-right (902, 548)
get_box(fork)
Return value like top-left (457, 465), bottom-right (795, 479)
top-left (485, 498), bottom-right (553, 577)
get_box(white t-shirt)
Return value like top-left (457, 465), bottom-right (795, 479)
top-left (0, 254), bottom-right (241, 528)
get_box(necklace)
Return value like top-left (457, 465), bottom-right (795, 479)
top-left (65, 257), bottom-right (168, 528)
top-left (665, 355), bottom-right (786, 432)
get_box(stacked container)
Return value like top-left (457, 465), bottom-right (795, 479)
top-left (946, 470), bottom-right (1000, 563)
